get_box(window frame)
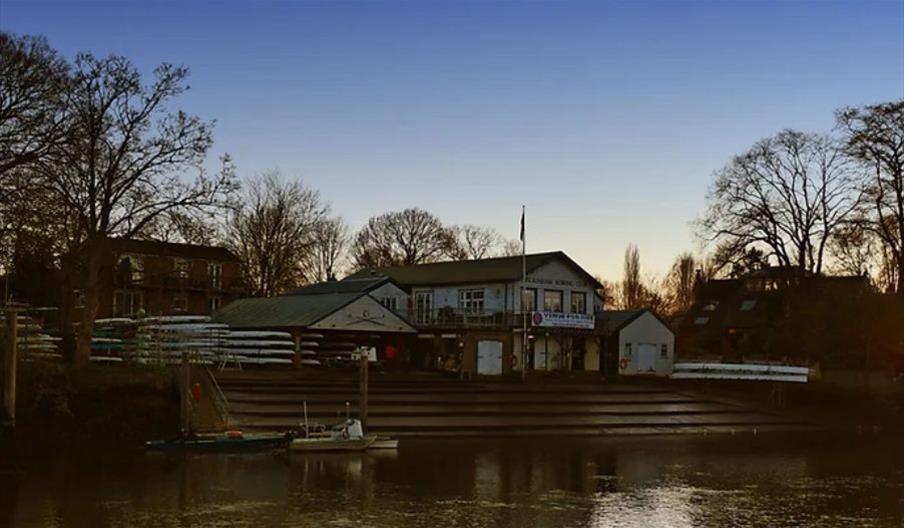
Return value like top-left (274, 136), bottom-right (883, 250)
top-left (543, 289), bottom-right (563, 313)
top-left (570, 291), bottom-right (587, 314)
top-left (458, 288), bottom-right (485, 313)
top-left (208, 262), bottom-right (222, 289)
top-left (521, 288), bottom-right (538, 313)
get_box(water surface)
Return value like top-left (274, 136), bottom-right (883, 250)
top-left (3, 435), bottom-right (903, 527)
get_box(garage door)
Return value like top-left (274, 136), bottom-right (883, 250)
top-left (477, 340), bottom-right (503, 375)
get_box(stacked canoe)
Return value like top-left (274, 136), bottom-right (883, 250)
top-left (219, 330), bottom-right (298, 367)
top-left (16, 314), bottom-right (62, 360)
top-left (134, 315), bottom-right (229, 365)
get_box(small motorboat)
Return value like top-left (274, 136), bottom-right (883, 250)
top-left (146, 430), bottom-right (290, 453)
top-left (369, 436), bottom-right (399, 450)
top-left (289, 419), bottom-right (376, 453)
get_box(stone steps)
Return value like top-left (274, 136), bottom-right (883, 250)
top-left (215, 373), bottom-right (808, 437)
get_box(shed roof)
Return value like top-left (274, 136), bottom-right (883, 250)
top-left (345, 251), bottom-right (602, 289)
top-left (212, 292), bottom-right (363, 328)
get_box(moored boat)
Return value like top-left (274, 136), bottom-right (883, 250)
top-left (146, 431), bottom-right (289, 453)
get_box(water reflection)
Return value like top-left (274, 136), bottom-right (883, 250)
top-left (3, 435), bottom-right (903, 527)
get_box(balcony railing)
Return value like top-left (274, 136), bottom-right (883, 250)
top-left (401, 308), bottom-right (523, 329)
top-left (113, 272), bottom-right (245, 292)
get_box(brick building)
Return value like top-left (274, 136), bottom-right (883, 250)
top-left (74, 238), bottom-right (244, 319)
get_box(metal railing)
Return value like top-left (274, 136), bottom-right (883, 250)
top-left (403, 308), bottom-right (522, 329)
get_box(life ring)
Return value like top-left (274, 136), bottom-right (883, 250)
top-left (510, 354), bottom-right (519, 368)
top-left (619, 357), bottom-right (630, 370)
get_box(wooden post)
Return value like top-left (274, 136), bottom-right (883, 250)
top-left (359, 352), bottom-right (368, 432)
top-left (180, 351), bottom-right (191, 435)
top-left (2, 310), bottom-right (17, 426)
top-left (293, 331), bottom-right (302, 369)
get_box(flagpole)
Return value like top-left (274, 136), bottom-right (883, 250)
top-left (521, 205), bottom-right (527, 381)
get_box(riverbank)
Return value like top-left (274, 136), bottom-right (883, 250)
top-left (1, 362), bottom-right (179, 457)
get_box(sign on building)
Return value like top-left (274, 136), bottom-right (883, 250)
top-left (530, 311), bottom-right (595, 330)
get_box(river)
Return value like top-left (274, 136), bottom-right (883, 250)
top-left (3, 434), bottom-right (902, 527)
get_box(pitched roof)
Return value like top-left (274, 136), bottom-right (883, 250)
top-left (286, 277), bottom-right (395, 296)
top-left (111, 238), bottom-right (238, 262)
top-left (596, 309), bottom-right (673, 335)
top-left (212, 292), bottom-right (364, 328)
top-left (345, 251), bottom-right (602, 289)
top-left (596, 310), bottom-right (645, 334)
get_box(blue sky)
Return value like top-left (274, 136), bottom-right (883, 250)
top-left (2, 0), bottom-right (902, 280)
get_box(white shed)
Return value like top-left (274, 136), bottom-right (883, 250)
top-left (599, 310), bottom-right (674, 377)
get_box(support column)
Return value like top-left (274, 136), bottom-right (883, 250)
top-left (359, 353), bottom-right (369, 432)
top-left (2, 310), bottom-right (18, 426)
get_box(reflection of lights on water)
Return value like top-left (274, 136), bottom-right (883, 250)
top-left (588, 484), bottom-right (699, 528)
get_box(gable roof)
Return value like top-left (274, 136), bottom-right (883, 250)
top-left (597, 309), bottom-right (674, 336)
top-left (212, 291), bottom-right (416, 331)
top-left (111, 238), bottom-right (238, 262)
top-left (212, 292), bottom-right (363, 328)
top-left (345, 251), bottom-right (602, 289)
top-left (596, 310), bottom-right (645, 334)
top-left (286, 277), bottom-right (399, 296)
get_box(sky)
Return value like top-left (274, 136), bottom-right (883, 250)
top-left (2, 0), bottom-right (903, 281)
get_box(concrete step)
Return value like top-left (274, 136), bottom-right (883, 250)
top-left (220, 390), bottom-right (697, 405)
top-left (226, 401), bottom-right (740, 417)
top-left (229, 411), bottom-right (793, 431)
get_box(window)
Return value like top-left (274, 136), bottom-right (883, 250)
top-left (740, 299), bottom-right (757, 311)
top-left (174, 258), bottom-right (190, 279)
top-left (173, 293), bottom-right (188, 312)
top-left (459, 289), bottom-right (485, 313)
top-left (414, 291), bottom-right (433, 324)
top-left (571, 291), bottom-right (587, 314)
top-left (522, 288), bottom-right (537, 312)
top-left (113, 290), bottom-right (143, 317)
top-left (694, 316), bottom-right (710, 325)
top-left (208, 262), bottom-right (222, 289)
top-left (117, 255), bottom-right (144, 283)
top-left (381, 297), bottom-right (398, 311)
top-left (543, 290), bottom-right (563, 312)
top-left (208, 295), bottom-right (221, 313)
top-left (703, 301), bottom-right (719, 312)
top-left (660, 344), bottom-right (668, 358)
top-left (624, 343), bottom-right (632, 357)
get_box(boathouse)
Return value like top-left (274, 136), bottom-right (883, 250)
top-left (212, 279), bottom-right (416, 367)
top-left (598, 310), bottom-right (675, 377)
top-left (344, 251), bottom-right (606, 376)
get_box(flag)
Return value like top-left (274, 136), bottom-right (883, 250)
top-left (519, 206), bottom-right (525, 242)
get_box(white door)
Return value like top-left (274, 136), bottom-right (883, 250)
top-left (636, 344), bottom-right (658, 374)
top-left (477, 340), bottom-right (503, 375)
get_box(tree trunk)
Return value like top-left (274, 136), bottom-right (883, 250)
top-left (74, 245), bottom-right (101, 366)
top-left (58, 265), bottom-right (76, 362)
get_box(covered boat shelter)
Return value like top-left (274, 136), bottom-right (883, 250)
top-left (213, 290), bottom-right (416, 367)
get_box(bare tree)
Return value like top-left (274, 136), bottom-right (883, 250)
top-left (0, 32), bottom-right (69, 177)
top-left (500, 239), bottom-right (522, 257)
top-left (621, 244), bottom-right (643, 309)
top-left (351, 208), bottom-right (457, 268)
top-left (226, 171), bottom-right (326, 297)
top-left (32, 53), bottom-right (237, 364)
top-left (700, 130), bottom-right (862, 274)
top-left (838, 101), bottom-right (904, 297)
top-left (448, 224), bottom-right (516, 260)
top-left (664, 252), bottom-right (696, 315)
top-left (305, 216), bottom-right (348, 282)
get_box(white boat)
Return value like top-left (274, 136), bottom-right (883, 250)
top-left (289, 419), bottom-right (376, 453)
top-left (369, 436), bottom-right (399, 450)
